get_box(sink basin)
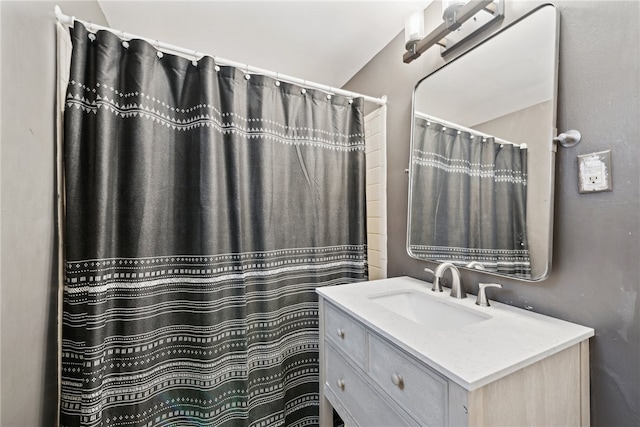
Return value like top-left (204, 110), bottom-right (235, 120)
top-left (369, 290), bottom-right (490, 330)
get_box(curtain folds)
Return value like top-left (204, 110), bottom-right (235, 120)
top-left (409, 117), bottom-right (530, 277)
top-left (61, 23), bottom-right (367, 427)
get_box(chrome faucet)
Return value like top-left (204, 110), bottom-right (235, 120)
top-left (433, 262), bottom-right (466, 299)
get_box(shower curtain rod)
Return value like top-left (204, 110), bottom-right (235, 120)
top-left (415, 112), bottom-right (526, 149)
top-left (54, 6), bottom-right (387, 106)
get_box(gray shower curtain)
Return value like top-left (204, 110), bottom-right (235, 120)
top-left (409, 117), bottom-right (530, 277)
top-left (61, 23), bottom-right (367, 427)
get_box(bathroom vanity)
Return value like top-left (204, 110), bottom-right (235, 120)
top-left (321, 5), bottom-right (596, 425)
top-left (317, 277), bottom-right (594, 426)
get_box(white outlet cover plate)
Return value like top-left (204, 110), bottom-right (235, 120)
top-left (578, 150), bottom-right (613, 193)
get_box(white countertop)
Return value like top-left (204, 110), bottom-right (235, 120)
top-left (317, 276), bottom-right (594, 391)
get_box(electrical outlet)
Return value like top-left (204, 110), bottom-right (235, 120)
top-left (578, 150), bottom-right (612, 193)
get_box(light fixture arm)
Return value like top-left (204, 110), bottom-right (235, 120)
top-left (403, 0), bottom-right (503, 63)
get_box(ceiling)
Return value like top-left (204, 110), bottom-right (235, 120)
top-left (98, 1), bottom-right (433, 91)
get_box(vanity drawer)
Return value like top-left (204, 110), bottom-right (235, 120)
top-left (368, 333), bottom-right (447, 426)
top-left (324, 303), bottom-right (366, 368)
top-left (325, 343), bottom-right (417, 427)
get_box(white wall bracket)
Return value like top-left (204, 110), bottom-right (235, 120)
top-left (554, 130), bottom-right (582, 148)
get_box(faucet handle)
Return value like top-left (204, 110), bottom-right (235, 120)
top-left (476, 283), bottom-right (503, 307)
top-left (424, 267), bottom-right (442, 292)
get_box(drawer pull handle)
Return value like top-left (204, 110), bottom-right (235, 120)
top-left (391, 373), bottom-right (404, 390)
top-left (337, 328), bottom-right (345, 339)
top-left (336, 379), bottom-right (346, 391)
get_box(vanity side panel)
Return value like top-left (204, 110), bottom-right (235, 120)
top-left (469, 344), bottom-right (583, 426)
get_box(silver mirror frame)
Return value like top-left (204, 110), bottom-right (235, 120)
top-left (406, 4), bottom-right (560, 282)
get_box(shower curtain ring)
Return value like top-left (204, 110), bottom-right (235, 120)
top-left (327, 87), bottom-right (334, 100)
top-left (155, 40), bottom-right (163, 58)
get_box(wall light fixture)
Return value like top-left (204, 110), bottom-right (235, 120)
top-left (403, 0), bottom-right (505, 63)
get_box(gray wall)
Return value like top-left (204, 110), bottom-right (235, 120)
top-left (0, 2), bottom-right (107, 426)
top-left (344, 1), bottom-right (639, 425)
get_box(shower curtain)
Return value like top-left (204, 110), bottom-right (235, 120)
top-left (409, 116), bottom-right (530, 277)
top-left (61, 23), bottom-right (367, 427)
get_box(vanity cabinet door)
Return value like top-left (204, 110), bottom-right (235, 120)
top-left (324, 343), bottom-right (419, 427)
top-left (324, 303), bottom-right (367, 368)
top-left (368, 333), bottom-right (448, 426)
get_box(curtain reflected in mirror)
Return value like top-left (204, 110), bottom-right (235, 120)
top-left (408, 115), bottom-right (530, 278)
top-left (406, 5), bottom-right (559, 282)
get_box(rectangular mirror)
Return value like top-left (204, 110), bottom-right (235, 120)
top-left (407, 5), bottom-right (559, 281)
